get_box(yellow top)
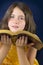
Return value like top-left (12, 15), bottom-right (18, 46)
top-left (2, 44), bottom-right (39, 65)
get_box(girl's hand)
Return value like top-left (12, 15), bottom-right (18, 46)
top-left (15, 36), bottom-right (34, 47)
top-left (16, 36), bottom-right (35, 65)
top-left (0, 34), bottom-right (12, 64)
top-left (16, 36), bottom-right (37, 65)
top-left (0, 34), bottom-right (12, 48)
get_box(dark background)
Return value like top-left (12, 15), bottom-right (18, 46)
top-left (0, 0), bottom-right (43, 65)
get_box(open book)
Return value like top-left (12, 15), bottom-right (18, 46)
top-left (0, 29), bottom-right (43, 50)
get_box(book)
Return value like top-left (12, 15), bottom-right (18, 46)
top-left (0, 29), bottom-right (43, 50)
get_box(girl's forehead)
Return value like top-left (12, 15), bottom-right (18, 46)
top-left (11, 7), bottom-right (25, 17)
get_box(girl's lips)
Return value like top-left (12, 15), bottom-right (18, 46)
top-left (12, 26), bottom-right (19, 28)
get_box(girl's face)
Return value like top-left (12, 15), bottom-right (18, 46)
top-left (8, 7), bottom-right (26, 32)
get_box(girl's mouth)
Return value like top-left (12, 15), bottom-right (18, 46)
top-left (12, 26), bottom-right (19, 28)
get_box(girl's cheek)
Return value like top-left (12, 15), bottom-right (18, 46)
top-left (8, 18), bottom-right (14, 22)
top-left (21, 22), bottom-right (25, 29)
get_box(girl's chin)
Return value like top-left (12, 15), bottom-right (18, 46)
top-left (10, 29), bottom-right (20, 32)
top-left (9, 28), bottom-right (23, 32)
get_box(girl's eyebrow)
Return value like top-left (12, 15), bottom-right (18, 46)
top-left (11, 14), bottom-right (25, 18)
top-left (19, 15), bottom-right (25, 17)
top-left (11, 14), bottom-right (14, 16)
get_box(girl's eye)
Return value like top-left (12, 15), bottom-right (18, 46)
top-left (20, 17), bottom-right (24, 20)
top-left (10, 15), bottom-right (14, 18)
top-left (19, 17), bottom-right (25, 20)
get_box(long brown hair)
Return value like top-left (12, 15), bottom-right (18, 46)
top-left (1, 2), bottom-right (36, 33)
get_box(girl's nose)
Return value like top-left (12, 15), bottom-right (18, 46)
top-left (15, 19), bottom-right (19, 24)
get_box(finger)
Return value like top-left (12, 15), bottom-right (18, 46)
top-left (16, 37), bottom-right (22, 47)
top-left (7, 35), bottom-right (11, 45)
top-left (21, 36), bottom-right (24, 45)
top-left (3, 35), bottom-right (7, 44)
top-left (1, 35), bottom-right (4, 43)
top-left (28, 43), bottom-right (34, 47)
top-left (25, 37), bottom-right (28, 45)
top-left (1, 35), bottom-right (6, 44)
top-left (16, 39), bottom-right (19, 46)
top-left (19, 37), bottom-right (22, 46)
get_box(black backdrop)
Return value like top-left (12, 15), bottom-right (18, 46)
top-left (0, 0), bottom-right (43, 65)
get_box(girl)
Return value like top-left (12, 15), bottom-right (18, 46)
top-left (0, 2), bottom-right (39, 65)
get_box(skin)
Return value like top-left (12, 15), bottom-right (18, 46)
top-left (0, 35), bottom-right (12, 64)
top-left (0, 7), bottom-right (37, 65)
top-left (16, 36), bottom-right (37, 65)
top-left (8, 7), bottom-right (25, 32)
